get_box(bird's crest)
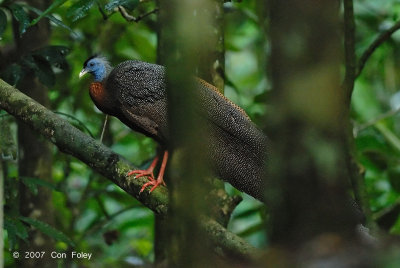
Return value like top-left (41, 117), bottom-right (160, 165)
top-left (84, 54), bottom-right (112, 73)
top-left (83, 54), bottom-right (98, 67)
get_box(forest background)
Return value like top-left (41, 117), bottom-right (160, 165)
top-left (1, 0), bottom-right (400, 267)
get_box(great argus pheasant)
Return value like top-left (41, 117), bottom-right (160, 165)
top-left (79, 56), bottom-right (268, 200)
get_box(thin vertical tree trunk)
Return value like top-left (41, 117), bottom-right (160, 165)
top-left (154, 2), bottom-right (170, 263)
top-left (156, 0), bottom-right (231, 265)
top-left (14, 1), bottom-right (55, 267)
top-left (159, 0), bottom-right (219, 266)
top-left (342, 0), bottom-right (373, 228)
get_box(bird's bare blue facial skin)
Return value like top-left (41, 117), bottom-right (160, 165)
top-left (80, 58), bottom-right (107, 82)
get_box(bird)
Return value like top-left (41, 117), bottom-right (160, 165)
top-left (79, 55), bottom-right (268, 200)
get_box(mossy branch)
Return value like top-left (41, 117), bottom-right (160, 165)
top-left (0, 79), bottom-right (260, 260)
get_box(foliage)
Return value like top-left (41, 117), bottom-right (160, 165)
top-left (1, 0), bottom-right (400, 266)
top-left (352, 0), bottom-right (400, 233)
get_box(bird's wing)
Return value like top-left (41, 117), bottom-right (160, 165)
top-left (118, 107), bottom-right (159, 138)
top-left (105, 61), bottom-right (168, 143)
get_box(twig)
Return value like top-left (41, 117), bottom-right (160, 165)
top-left (374, 198), bottom-right (400, 231)
top-left (354, 107), bottom-right (400, 135)
top-left (97, 1), bottom-right (109, 20)
top-left (100, 114), bottom-right (108, 143)
top-left (95, 195), bottom-right (110, 220)
top-left (78, 205), bottom-right (140, 242)
top-left (356, 19), bottom-right (400, 78)
top-left (118, 6), bottom-right (159, 23)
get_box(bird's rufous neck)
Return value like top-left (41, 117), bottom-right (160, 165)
top-left (89, 82), bottom-right (108, 109)
top-left (89, 82), bottom-right (104, 99)
top-left (88, 81), bottom-right (116, 115)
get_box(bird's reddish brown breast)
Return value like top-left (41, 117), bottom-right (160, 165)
top-left (89, 82), bottom-right (106, 103)
top-left (89, 82), bottom-right (114, 114)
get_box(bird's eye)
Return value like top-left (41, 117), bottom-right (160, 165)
top-left (89, 62), bottom-right (94, 67)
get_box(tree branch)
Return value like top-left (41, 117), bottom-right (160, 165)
top-left (0, 79), bottom-right (260, 260)
top-left (202, 217), bottom-right (263, 260)
top-left (343, 0), bottom-right (375, 229)
top-left (118, 6), bottom-right (159, 23)
top-left (356, 19), bottom-right (400, 78)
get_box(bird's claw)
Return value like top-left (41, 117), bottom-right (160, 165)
top-left (126, 169), bottom-right (155, 181)
top-left (140, 179), bottom-right (166, 193)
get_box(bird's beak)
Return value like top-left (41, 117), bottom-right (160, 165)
top-left (79, 69), bottom-right (88, 78)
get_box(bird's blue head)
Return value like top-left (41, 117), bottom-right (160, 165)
top-left (79, 56), bottom-right (111, 82)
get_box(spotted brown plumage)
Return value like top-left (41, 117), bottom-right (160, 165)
top-left (80, 56), bottom-right (267, 200)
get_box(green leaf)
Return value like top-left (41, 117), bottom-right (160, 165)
top-left (356, 128), bottom-right (390, 153)
top-left (26, 5), bottom-right (75, 35)
top-left (19, 53), bottom-right (63, 87)
top-left (14, 219), bottom-right (29, 241)
top-left (20, 177), bottom-right (58, 191)
top-left (105, 0), bottom-right (140, 11)
top-left (118, 215), bottom-right (154, 231)
top-left (0, 8), bottom-right (7, 38)
top-left (21, 178), bottom-right (39, 195)
top-left (254, 91), bottom-right (268, 103)
top-left (66, 0), bottom-right (96, 22)
top-left (4, 217), bottom-right (29, 250)
top-left (9, 4), bottom-right (31, 35)
top-left (233, 205), bottom-right (264, 219)
top-left (19, 217), bottom-right (75, 247)
top-left (29, 0), bottom-right (68, 26)
top-left (47, 13), bottom-right (75, 33)
top-left (1, 63), bottom-right (25, 86)
top-left (33, 57), bottom-right (55, 87)
top-left (33, 45), bottom-right (70, 70)
top-left (20, 177), bottom-right (58, 196)
top-left (4, 218), bottom-right (17, 250)
top-left (236, 222), bottom-right (264, 237)
top-left (362, 151), bottom-right (389, 171)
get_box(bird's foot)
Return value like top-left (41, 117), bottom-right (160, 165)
top-left (126, 169), bottom-right (155, 181)
top-left (129, 151), bottom-right (168, 194)
top-left (140, 178), bottom-right (166, 193)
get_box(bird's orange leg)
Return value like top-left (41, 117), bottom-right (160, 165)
top-left (140, 151), bottom-right (168, 193)
top-left (127, 155), bottom-right (159, 181)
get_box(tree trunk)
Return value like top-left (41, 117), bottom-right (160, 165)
top-left (265, 0), bottom-right (360, 261)
top-left (159, 0), bottom-right (221, 266)
top-left (14, 1), bottom-right (55, 267)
